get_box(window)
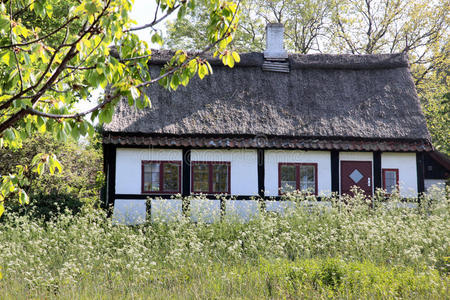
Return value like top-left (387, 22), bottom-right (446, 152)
top-left (382, 169), bottom-right (399, 194)
top-left (278, 163), bottom-right (317, 195)
top-left (191, 162), bottom-right (230, 194)
top-left (142, 161), bottom-right (181, 194)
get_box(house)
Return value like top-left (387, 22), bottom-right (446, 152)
top-left (424, 151), bottom-right (450, 191)
top-left (102, 24), bottom-right (434, 223)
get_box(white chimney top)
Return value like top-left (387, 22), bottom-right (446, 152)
top-left (264, 23), bottom-right (288, 60)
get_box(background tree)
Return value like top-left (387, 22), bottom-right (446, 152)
top-left (167, 0), bottom-right (332, 53)
top-left (166, 0), bottom-right (449, 153)
top-left (0, 132), bottom-right (103, 219)
top-left (0, 0), bottom-right (242, 216)
top-left (166, 0), bottom-right (265, 51)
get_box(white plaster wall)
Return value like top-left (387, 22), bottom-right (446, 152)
top-left (381, 153), bottom-right (417, 197)
top-left (339, 152), bottom-right (374, 195)
top-left (113, 199), bottom-right (147, 225)
top-left (339, 152), bottom-right (373, 162)
top-left (225, 200), bottom-right (259, 222)
top-left (189, 199), bottom-right (221, 223)
top-left (115, 148), bottom-right (183, 194)
top-left (191, 149), bottom-right (258, 195)
top-left (425, 180), bottom-right (447, 199)
top-left (425, 179), bottom-right (446, 191)
top-left (265, 150), bottom-right (331, 197)
top-left (265, 200), bottom-right (296, 215)
top-left (150, 199), bottom-right (183, 222)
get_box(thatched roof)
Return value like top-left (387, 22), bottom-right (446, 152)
top-left (104, 51), bottom-right (431, 148)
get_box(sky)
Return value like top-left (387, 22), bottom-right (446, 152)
top-left (129, 0), bottom-right (174, 45)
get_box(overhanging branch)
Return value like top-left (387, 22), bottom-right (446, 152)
top-left (124, 4), bottom-right (180, 33)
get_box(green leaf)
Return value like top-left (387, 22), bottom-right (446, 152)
top-left (232, 52), bottom-right (240, 63)
top-left (143, 94), bottom-right (151, 108)
top-left (170, 74), bottom-right (180, 90)
top-left (130, 86), bottom-right (140, 100)
top-left (0, 17), bottom-right (9, 32)
top-left (23, 52), bottom-right (31, 65)
top-left (0, 51), bottom-right (11, 65)
top-left (198, 63), bottom-right (208, 79)
top-left (52, 155), bottom-right (62, 173)
top-left (45, 2), bottom-right (53, 18)
top-left (96, 64), bottom-right (104, 74)
top-left (0, 202), bottom-right (4, 218)
top-left (31, 153), bottom-right (44, 166)
top-left (151, 33), bottom-right (163, 46)
top-left (18, 189), bottom-right (29, 205)
top-left (34, 0), bottom-right (45, 18)
top-left (48, 155), bottom-right (62, 174)
top-left (71, 125), bottom-right (80, 140)
top-left (87, 123), bottom-right (95, 136)
top-left (37, 163), bottom-right (45, 175)
top-left (227, 53), bottom-right (234, 67)
top-left (85, 1), bottom-right (99, 15)
top-left (3, 129), bottom-right (15, 141)
top-left (205, 62), bottom-right (213, 75)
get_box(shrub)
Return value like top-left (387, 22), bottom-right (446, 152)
top-left (0, 133), bottom-right (103, 217)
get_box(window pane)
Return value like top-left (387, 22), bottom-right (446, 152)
top-left (143, 163), bottom-right (160, 192)
top-left (280, 165), bottom-right (296, 193)
top-left (193, 164), bottom-right (209, 192)
top-left (212, 164), bottom-right (229, 193)
top-left (300, 165), bottom-right (315, 193)
top-left (163, 163), bottom-right (179, 192)
top-left (385, 171), bottom-right (397, 193)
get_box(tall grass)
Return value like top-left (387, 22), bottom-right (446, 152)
top-left (0, 188), bottom-right (448, 299)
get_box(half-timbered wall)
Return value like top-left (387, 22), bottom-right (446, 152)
top-left (381, 152), bottom-right (418, 197)
top-left (115, 148), bottom-right (183, 194)
top-left (190, 149), bottom-right (259, 195)
top-left (339, 152), bottom-right (374, 195)
top-left (264, 150), bottom-right (332, 197)
top-left (110, 147), bottom-right (422, 223)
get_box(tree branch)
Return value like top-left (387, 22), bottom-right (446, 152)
top-left (124, 4), bottom-right (180, 33)
top-left (9, 0), bottom-right (23, 92)
top-left (0, 0), bottom-right (112, 133)
top-left (26, 94), bottom-right (119, 119)
top-left (0, 16), bottom-right (78, 50)
top-left (136, 0), bottom-right (241, 89)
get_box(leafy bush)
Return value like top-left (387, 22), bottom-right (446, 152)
top-left (0, 133), bottom-right (103, 216)
top-left (6, 193), bottom-right (84, 221)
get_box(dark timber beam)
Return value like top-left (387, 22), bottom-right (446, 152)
top-left (416, 152), bottom-right (425, 196)
top-left (257, 149), bottom-right (266, 211)
top-left (114, 194), bottom-right (326, 201)
top-left (182, 148), bottom-right (191, 215)
top-left (373, 151), bottom-right (382, 192)
top-left (102, 143), bottom-right (109, 209)
top-left (257, 149), bottom-right (265, 197)
top-left (331, 151), bottom-right (339, 194)
top-left (104, 144), bottom-right (116, 212)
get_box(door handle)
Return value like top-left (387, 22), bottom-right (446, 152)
top-left (368, 178), bottom-right (371, 187)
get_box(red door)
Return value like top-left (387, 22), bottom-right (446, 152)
top-left (341, 161), bottom-right (372, 196)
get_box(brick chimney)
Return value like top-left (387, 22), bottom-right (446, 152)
top-left (264, 23), bottom-right (288, 60)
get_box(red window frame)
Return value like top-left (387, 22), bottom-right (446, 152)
top-left (278, 163), bottom-right (318, 195)
top-left (141, 160), bottom-right (182, 194)
top-left (382, 168), bottom-right (399, 193)
top-left (191, 161), bottom-right (231, 194)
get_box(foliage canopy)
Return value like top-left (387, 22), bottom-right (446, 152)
top-left (0, 0), bottom-right (242, 215)
top-left (167, 0), bottom-right (449, 153)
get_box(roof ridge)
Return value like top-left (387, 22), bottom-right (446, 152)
top-left (143, 49), bottom-right (409, 70)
